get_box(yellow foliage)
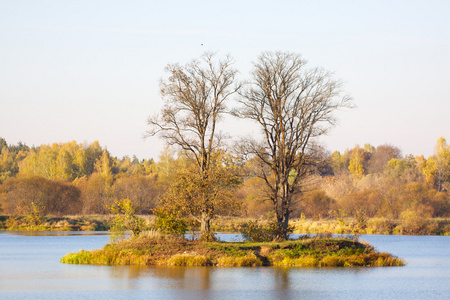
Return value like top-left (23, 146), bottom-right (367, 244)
top-left (348, 145), bottom-right (365, 179)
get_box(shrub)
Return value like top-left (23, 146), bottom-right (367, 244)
top-left (300, 190), bottom-right (334, 219)
top-left (399, 209), bottom-right (430, 235)
top-left (198, 231), bottom-right (217, 242)
top-left (0, 175), bottom-right (82, 216)
top-left (107, 199), bottom-right (145, 243)
top-left (26, 202), bottom-right (45, 226)
top-left (153, 205), bottom-right (187, 237)
top-left (240, 221), bottom-right (273, 242)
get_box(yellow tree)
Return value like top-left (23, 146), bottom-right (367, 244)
top-left (20, 144), bottom-right (59, 179)
top-left (20, 142), bottom-right (91, 181)
top-left (348, 145), bottom-right (365, 180)
top-left (74, 148), bottom-right (89, 177)
top-left (417, 138), bottom-right (450, 191)
top-left (330, 151), bottom-right (346, 175)
top-left (85, 141), bottom-right (103, 175)
top-left (94, 150), bottom-right (114, 186)
top-left (0, 148), bottom-right (16, 183)
top-left (56, 147), bottom-right (74, 180)
top-left (418, 155), bottom-right (437, 187)
top-left (434, 137), bottom-right (450, 191)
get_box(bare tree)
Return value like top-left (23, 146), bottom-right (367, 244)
top-left (236, 51), bottom-right (352, 240)
top-left (367, 144), bottom-right (402, 174)
top-left (147, 52), bottom-right (239, 239)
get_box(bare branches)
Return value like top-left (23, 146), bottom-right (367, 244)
top-left (147, 51), bottom-right (351, 239)
top-left (236, 51), bottom-right (352, 239)
top-left (147, 52), bottom-right (239, 173)
top-left (238, 51), bottom-right (351, 168)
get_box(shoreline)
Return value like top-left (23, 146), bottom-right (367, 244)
top-left (1, 215), bottom-right (449, 236)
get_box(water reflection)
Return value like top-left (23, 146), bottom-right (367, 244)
top-left (102, 264), bottom-right (375, 294)
top-left (106, 266), bottom-right (214, 290)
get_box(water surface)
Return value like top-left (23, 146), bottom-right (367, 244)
top-left (0, 232), bottom-right (448, 299)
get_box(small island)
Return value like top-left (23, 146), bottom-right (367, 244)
top-left (61, 231), bottom-right (404, 267)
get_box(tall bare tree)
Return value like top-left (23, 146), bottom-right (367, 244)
top-left (147, 52), bottom-right (239, 239)
top-left (236, 51), bottom-right (352, 240)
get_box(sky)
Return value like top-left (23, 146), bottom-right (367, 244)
top-left (1, 0), bottom-right (449, 160)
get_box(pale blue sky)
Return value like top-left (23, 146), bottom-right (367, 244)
top-left (1, 0), bottom-right (449, 160)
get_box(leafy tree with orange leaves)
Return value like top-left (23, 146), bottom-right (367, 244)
top-left (155, 151), bottom-right (241, 240)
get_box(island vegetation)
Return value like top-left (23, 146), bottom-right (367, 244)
top-left (61, 230), bottom-right (404, 267)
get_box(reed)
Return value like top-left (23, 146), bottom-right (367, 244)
top-left (319, 255), bottom-right (345, 267)
top-left (369, 252), bottom-right (405, 267)
top-left (217, 253), bottom-right (263, 267)
top-left (272, 255), bottom-right (318, 267)
top-left (61, 250), bottom-right (94, 264)
top-left (166, 253), bottom-right (210, 266)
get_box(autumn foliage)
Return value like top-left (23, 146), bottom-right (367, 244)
top-left (0, 137), bottom-right (449, 235)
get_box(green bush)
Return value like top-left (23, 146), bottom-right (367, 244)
top-left (153, 205), bottom-right (187, 237)
top-left (107, 199), bottom-right (145, 243)
top-left (240, 221), bottom-right (273, 242)
top-left (240, 220), bottom-right (294, 242)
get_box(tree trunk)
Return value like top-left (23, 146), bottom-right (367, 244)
top-left (199, 212), bottom-right (216, 241)
top-left (281, 208), bottom-right (290, 238)
top-left (273, 184), bottom-right (291, 241)
top-left (273, 211), bottom-right (290, 240)
top-left (200, 212), bottom-right (210, 233)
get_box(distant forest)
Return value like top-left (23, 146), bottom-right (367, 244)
top-left (0, 137), bottom-right (449, 225)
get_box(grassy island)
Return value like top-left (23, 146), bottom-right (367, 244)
top-left (61, 232), bottom-right (404, 268)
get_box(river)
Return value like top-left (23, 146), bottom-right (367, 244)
top-left (0, 232), bottom-right (448, 299)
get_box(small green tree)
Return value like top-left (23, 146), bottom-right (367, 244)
top-left (107, 199), bottom-right (144, 243)
top-left (240, 221), bottom-right (273, 242)
top-left (26, 202), bottom-right (45, 226)
top-left (153, 204), bottom-right (188, 237)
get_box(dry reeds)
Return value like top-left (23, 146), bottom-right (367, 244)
top-left (166, 253), bottom-right (210, 266)
top-left (217, 253), bottom-right (263, 267)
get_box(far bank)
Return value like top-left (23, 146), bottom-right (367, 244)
top-left (1, 215), bottom-right (449, 236)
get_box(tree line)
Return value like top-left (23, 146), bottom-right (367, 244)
top-left (0, 137), bottom-right (449, 231)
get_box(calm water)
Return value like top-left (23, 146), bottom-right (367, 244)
top-left (0, 232), bottom-right (448, 299)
